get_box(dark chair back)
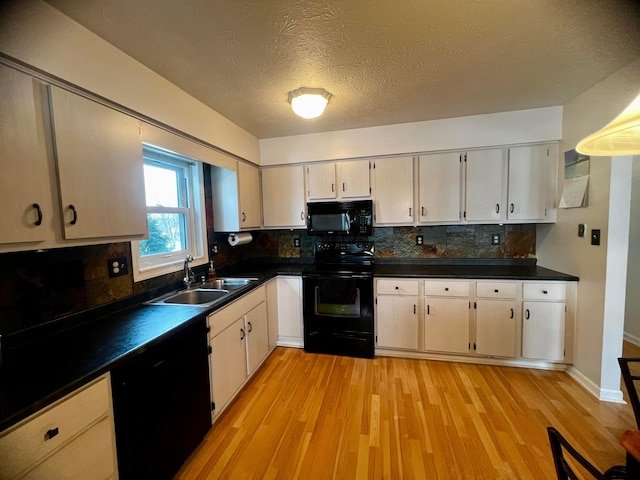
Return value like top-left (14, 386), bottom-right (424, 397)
top-left (618, 357), bottom-right (640, 429)
top-left (547, 427), bottom-right (625, 479)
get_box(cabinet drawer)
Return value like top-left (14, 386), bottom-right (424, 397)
top-left (376, 279), bottom-right (419, 296)
top-left (0, 376), bottom-right (111, 479)
top-left (424, 281), bottom-right (469, 297)
top-left (523, 282), bottom-right (566, 301)
top-left (476, 282), bottom-right (516, 299)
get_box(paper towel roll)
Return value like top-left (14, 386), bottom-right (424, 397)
top-left (228, 232), bottom-right (253, 246)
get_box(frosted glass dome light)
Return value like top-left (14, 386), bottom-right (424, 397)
top-left (288, 87), bottom-right (332, 119)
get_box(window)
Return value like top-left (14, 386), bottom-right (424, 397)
top-left (132, 144), bottom-right (207, 281)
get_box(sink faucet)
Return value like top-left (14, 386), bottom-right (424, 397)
top-left (183, 255), bottom-right (195, 288)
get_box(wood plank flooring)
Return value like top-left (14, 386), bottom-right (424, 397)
top-left (176, 347), bottom-right (635, 479)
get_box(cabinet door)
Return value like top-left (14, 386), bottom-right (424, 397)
top-left (522, 301), bottom-right (565, 361)
top-left (262, 165), bottom-right (306, 228)
top-left (424, 297), bottom-right (469, 354)
top-left (507, 145), bottom-right (547, 221)
top-left (306, 163), bottom-right (337, 200)
top-left (339, 160), bottom-right (370, 198)
top-left (49, 86), bottom-right (147, 239)
top-left (475, 299), bottom-right (517, 357)
top-left (238, 161), bottom-right (262, 229)
top-left (418, 153), bottom-right (461, 223)
top-left (465, 149), bottom-right (505, 222)
top-left (376, 295), bottom-right (419, 350)
top-left (211, 318), bottom-right (247, 414)
top-left (0, 64), bottom-right (52, 245)
top-left (246, 301), bottom-right (269, 375)
top-left (372, 156), bottom-right (414, 225)
top-left (276, 276), bottom-right (303, 345)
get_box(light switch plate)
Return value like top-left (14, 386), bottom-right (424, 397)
top-left (578, 224), bottom-right (586, 237)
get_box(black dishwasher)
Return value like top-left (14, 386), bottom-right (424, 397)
top-left (111, 319), bottom-right (212, 479)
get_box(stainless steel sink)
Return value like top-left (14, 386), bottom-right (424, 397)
top-left (202, 278), bottom-right (258, 290)
top-left (148, 288), bottom-right (230, 306)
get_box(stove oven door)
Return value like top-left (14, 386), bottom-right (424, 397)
top-left (302, 272), bottom-right (374, 358)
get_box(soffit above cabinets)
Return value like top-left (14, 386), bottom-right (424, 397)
top-left (45, 0), bottom-right (640, 139)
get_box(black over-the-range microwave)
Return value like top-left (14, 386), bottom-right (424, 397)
top-left (306, 200), bottom-right (373, 236)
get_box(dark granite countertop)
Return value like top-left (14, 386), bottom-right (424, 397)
top-left (0, 258), bottom-right (577, 431)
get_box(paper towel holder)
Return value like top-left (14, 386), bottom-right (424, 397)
top-left (228, 232), bottom-right (253, 247)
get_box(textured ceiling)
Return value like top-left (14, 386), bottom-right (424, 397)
top-left (45, 0), bottom-right (640, 139)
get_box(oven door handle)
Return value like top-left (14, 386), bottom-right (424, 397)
top-left (349, 274), bottom-right (371, 279)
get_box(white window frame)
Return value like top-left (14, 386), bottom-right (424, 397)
top-left (131, 144), bottom-right (208, 282)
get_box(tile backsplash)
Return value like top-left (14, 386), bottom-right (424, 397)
top-left (212, 224), bottom-right (536, 267)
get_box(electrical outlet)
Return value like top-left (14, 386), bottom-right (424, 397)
top-left (591, 229), bottom-right (601, 246)
top-left (416, 235), bottom-right (423, 245)
top-left (293, 237), bottom-right (300, 247)
top-left (491, 234), bottom-right (500, 245)
top-left (578, 224), bottom-right (586, 237)
top-left (108, 257), bottom-right (128, 278)
top-left (211, 244), bottom-right (218, 255)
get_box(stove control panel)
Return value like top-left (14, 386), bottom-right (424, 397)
top-left (314, 242), bottom-right (374, 255)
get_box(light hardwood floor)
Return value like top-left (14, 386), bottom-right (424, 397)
top-left (176, 347), bottom-right (635, 479)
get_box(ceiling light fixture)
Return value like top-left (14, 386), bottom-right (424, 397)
top-left (576, 92), bottom-right (640, 155)
top-left (288, 87), bottom-right (332, 119)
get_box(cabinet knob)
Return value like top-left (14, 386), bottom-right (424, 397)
top-left (32, 203), bottom-right (43, 226)
top-left (444, 287), bottom-right (449, 291)
top-left (45, 427), bottom-right (59, 441)
top-left (494, 289), bottom-right (499, 293)
top-left (395, 286), bottom-right (399, 290)
top-left (542, 290), bottom-right (548, 294)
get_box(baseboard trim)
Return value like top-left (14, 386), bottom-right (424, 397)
top-left (567, 366), bottom-right (625, 403)
top-left (624, 332), bottom-right (640, 347)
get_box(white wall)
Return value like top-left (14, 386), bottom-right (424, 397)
top-left (260, 106), bottom-right (562, 164)
top-left (625, 157), bottom-right (640, 343)
top-left (537, 56), bottom-right (640, 400)
top-left (0, 0), bottom-right (260, 164)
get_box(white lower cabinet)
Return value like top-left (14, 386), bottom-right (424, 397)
top-left (375, 279), bottom-right (419, 350)
top-left (0, 374), bottom-right (118, 480)
top-left (275, 276), bottom-right (303, 347)
top-left (424, 281), bottom-right (470, 354)
top-left (475, 299), bottom-right (517, 357)
top-left (375, 277), bottom-right (573, 367)
top-left (208, 286), bottom-right (270, 419)
top-left (474, 281), bottom-right (517, 358)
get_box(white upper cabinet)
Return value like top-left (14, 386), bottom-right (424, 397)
top-left (306, 160), bottom-right (371, 201)
top-left (49, 86), bottom-right (147, 240)
top-left (238, 162), bottom-right (262, 229)
top-left (262, 165), bottom-right (306, 228)
top-left (464, 149), bottom-right (506, 222)
top-left (372, 156), bottom-right (414, 225)
top-left (418, 153), bottom-right (462, 223)
top-left (306, 163), bottom-right (337, 200)
top-left (0, 64), bottom-right (52, 246)
top-left (338, 160), bottom-right (371, 198)
top-left (507, 145), bottom-right (549, 221)
top-left (212, 161), bottom-right (262, 232)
